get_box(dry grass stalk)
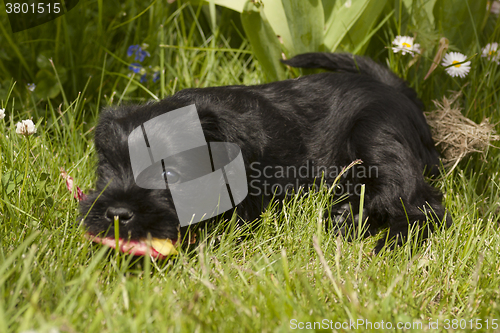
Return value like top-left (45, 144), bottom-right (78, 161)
top-left (425, 92), bottom-right (500, 173)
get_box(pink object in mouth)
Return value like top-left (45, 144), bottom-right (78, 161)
top-left (85, 234), bottom-right (178, 259)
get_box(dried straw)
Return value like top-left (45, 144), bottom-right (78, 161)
top-left (424, 92), bottom-right (500, 174)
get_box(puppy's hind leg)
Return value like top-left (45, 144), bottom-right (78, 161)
top-left (373, 207), bottom-right (451, 253)
top-left (343, 122), bottom-right (452, 253)
top-left (364, 152), bottom-right (451, 253)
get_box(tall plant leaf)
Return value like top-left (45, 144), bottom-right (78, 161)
top-left (196, 0), bottom-right (248, 13)
top-left (281, 0), bottom-right (325, 55)
top-left (433, 0), bottom-right (488, 51)
top-left (323, 0), bottom-right (373, 51)
top-left (241, 1), bottom-right (286, 82)
top-left (338, 0), bottom-right (388, 53)
top-left (402, 0), bottom-right (437, 27)
top-left (261, 0), bottom-right (294, 52)
top-left (322, 0), bottom-right (338, 23)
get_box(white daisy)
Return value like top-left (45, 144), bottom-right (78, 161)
top-left (481, 42), bottom-right (500, 64)
top-left (392, 36), bottom-right (420, 56)
top-left (0, 108), bottom-right (5, 120)
top-left (16, 119), bottom-right (37, 136)
top-left (490, 1), bottom-right (500, 15)
top-left (441, 52), bottom-right (471, 78)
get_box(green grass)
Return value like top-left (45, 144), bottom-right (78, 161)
top-left (1, 1), bottom-right (500, 332)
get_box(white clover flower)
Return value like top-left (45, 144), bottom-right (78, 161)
top-left (27, 83), bottom-right (36, 92)
top-left (392, 36), bottom-right (420, 56)
top-left (0, 108), bottom-right (5, 120)
top-left (442, 52), bottom-right (471, 78)
top-left (481, 42), bottom-right (500, 64)
top-left (16, 119), bottom-right (37, 136)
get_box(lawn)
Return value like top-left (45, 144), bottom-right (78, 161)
top-left (1, 1), bottom-right (500, 332)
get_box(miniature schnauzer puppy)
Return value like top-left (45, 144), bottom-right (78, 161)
top-left (80, 52), bottom-right (452, 255)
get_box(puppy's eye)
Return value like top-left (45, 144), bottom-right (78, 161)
top-left (162, 170), bottom-right (180, 184)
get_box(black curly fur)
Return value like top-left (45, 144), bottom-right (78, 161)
top-left (80, 52), bottom-right (452, 253)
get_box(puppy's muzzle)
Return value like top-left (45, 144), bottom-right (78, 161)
top-left (106, 206), bottom-right (134, 224)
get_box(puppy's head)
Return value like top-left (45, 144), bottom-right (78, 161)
top-left (80, 101), bottom-right (208, 256)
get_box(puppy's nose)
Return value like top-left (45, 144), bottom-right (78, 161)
top-left (106, 206), bottom-right (134, 224)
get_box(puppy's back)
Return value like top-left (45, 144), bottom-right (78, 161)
top-left (282, 52), bottom-right (423, 110)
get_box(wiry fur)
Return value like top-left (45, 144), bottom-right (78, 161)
top-left (80, 52), bottom-right (452, 252)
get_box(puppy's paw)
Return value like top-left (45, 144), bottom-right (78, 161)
top-left (326, 203), bottom-right (371, 240)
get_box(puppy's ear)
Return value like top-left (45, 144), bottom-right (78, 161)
top-left (99, 105), bottom-right (142, 120)
top-left (193, 108), bottom-right (224, 142)
top-left (94, 105), bottom-right (141, 156)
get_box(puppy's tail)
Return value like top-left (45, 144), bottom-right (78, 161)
top-left (282, 52), bottom-right (422, 108)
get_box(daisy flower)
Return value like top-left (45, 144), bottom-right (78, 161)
top-left (392, 36), bottom-right (420, 56)
top-left (490, 1), bottom-right (500, 15)
top-left (16, 119), bottom-right (36, 136)
top-left (0, 108), bottom-right (5, 120)
top-left (442, 52), bottom-right (471, 78)
top-left (481, 43), bottom-right (499, 64)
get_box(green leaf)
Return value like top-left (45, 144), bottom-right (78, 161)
top-left (401, 0), bottom-right (437, 34)
top-left (45, 197), bottom-right (54, 208)
top-left (37, 173), bottom-right (49, 192)
top-left (433, 0), bottom-right (487, 51)
top-left (323, 0), bottom-right (373, 51)
top-left (281, 0), bottom-right (325, 55)
top-left (421, 0), bottom-right (437, 27)
top-left (351, 9), bottom-right (394, 55)
top-left (241, 1), bottom-right (286, 82)
top-left (36, 52), bottom-right (53, 70)
top-left (261, 0), bottom-right (294, 52)
top-left (1, 171), bottom-right (11, 187)
top-left (195, 0), bottom-right (248, 13)
top-left (35, 69), bottom-right (60, 99)
top-left (322, 0), bottom-right (338, 23)
top-left (124, 80), bottom-right (139, 94)
top-left (338, 0), bottom-right (388, 53)
top-left (39, 173), bottom-right (50, 181)
top-left (2, 170), bottom-right (21, 195)
top-left (5, 182), bottom-right (15, 195)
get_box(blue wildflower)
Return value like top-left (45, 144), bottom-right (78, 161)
top-left (27, 83), bottom-right (36, 92)
top-left (152, 71), bottom-right (160, 83)
top-left (127, 45), bottom-right (140, 57)
top-left (127, 44), bottom-right (150, 62)
top-left (140, 74), bottom-right (147, 83)
top-left (129, 63), bottom-right (143, 74)
top-left (136, 49), bottom-right (150, 62)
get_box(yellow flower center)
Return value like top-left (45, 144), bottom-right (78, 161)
top-left (402, 42), bottom-right (411, 48)
top-left (452, 60), bottom-right (461, 68)
top-left (489, 50), bottom-right (497, 55)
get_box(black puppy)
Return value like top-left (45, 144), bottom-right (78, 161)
top-left (80, 52), bottom-right (451, 254)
